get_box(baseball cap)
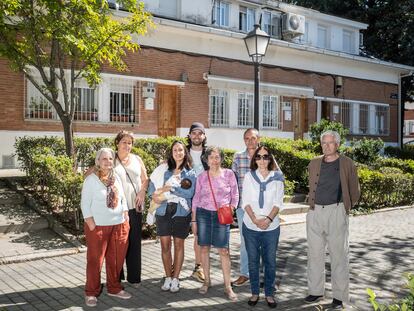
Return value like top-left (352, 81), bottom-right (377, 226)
top-left (189, 122), bottom-right (205, 134)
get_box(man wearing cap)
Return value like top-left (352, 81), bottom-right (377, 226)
top-left (187, 122), bottom-right (209, 283)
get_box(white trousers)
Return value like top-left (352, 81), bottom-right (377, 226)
top-left (306, 203), bottom-right (349, 302)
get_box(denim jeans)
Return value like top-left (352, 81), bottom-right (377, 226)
top-left (243, 223), bottom-right (280, 296)
top-left (236, 208), bottom-right (249, 277)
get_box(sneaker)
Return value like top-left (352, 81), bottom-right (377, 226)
top-left (161, 277), bottom-right (172, 291)
top-left (231, 275), bottom-right (249, 287)
top-left (170, 278), bottom-right (180, 293)
top-left (331, 298), bottom-right (343, 310)
top-left (107, 290), bottom-right (132, 300)
top-left (85, 296), bottom-right (97, 307)
top-left (304, 295), bottom-right (323, 303)
top-left (191, 264), bottom-right (205, 282)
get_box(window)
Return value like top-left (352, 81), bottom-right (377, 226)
top-left (26, 78), bottom-right (55, 120)
top-left (404, 120), bottom-right (414, 135)
top-left (262, 11), bottom-right (280, 38)
top-left (262, 95), bottom-right (281, 129)
top-left (74, 87), bottom-right (97, 121)
top-left (209, 89), bottom-right (228, 127)
top-left (237, 93), bottom-right (254, 127)
top-left (239, 6), bottom-right (255, 32)
top-left (213, 1), bottom-right (229, 27)
top-left (325, 101), bottom-right (389, 136)
top-left (298, 22), bottom-right (309, 44)
top-left (359, 104), bottom-right (369, 134)
top-left (343, 30), bottom-right (354, 53)
top-left (375, 106), bottom-right (389, 135)
top-left (110, 81), bottom-right (135, 123)
top-left (317, 25), bottom-right (328, 48)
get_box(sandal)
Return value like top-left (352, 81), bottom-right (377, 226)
top-left (225, 286), bottom-right (238, 301)
top-left (199, 281), bottom-right (211, 294)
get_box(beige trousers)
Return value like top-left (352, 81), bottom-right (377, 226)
top-left (306, 203), bottom-right (349, 302)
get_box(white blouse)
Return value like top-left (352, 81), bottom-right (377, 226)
top-left (81, 174), bottom-right (128, 226)
top-left (114, 155), bottom-right (142, 210)
top-left (242, 170), bottom-right (284, 232)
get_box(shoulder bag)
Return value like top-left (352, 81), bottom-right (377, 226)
top-left (207, 171), bottom-right (233, 225)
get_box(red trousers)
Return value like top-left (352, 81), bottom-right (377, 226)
top-left (84, 221), bottom-right (129, 296)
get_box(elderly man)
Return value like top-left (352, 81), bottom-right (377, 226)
top-left (305, 130), bottom-right (360, 310)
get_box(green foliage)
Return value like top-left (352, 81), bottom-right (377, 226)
top-left (367, 273), bottom-right (414, 311)
top-left (134, 136), bottom-right (186, 165)
top-left (0, 0), bottom-right (153, 156)
top-left (284, 180), bottom-right (296, 196)
top-left (374, 158), bottom-right (414, 175)
top-left (358, 167), bottom-right (414, 209)
top-left (384, 145), bottom-right (414, 160)
top-left (309, 119), bottom-right (349, 153)
top-left (222, 149), bottom-right (236, 169)
top-left (344, 138), bottom-right (384, 164)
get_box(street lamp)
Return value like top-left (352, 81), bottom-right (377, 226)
top-left (243, 24), bottom-right (270, 130)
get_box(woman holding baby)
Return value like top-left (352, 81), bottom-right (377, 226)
top-left (148, 140), bottom-right (196, 293)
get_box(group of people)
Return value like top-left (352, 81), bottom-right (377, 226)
top-left (80, 123), bottom-right (360, 311)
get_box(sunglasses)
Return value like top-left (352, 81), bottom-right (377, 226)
top-left (255, 154), bottom-right (270, 161)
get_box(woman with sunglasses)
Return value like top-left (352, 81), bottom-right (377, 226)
top-left (241, 146), bottom-right (284, 308)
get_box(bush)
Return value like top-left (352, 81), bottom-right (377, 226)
top-left (384, 144), bottom-right (414, 160)
top-left (345, 138), bottom-right (384, 164)
top-left (374, 158), bottom-right (414, 175)
top-left (309, 119), bottom-right (349, 153)
top-left (367, 273), bottom-right (414, 311)
top-left (358, 167), bottom-right (414, 209)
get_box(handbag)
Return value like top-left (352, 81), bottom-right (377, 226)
top-left (207, 171), bottom-right (233, 225)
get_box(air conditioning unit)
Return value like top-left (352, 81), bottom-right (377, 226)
top-left (282, 13), bottom-right (305, 38)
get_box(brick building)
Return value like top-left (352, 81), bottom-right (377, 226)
top-left (1, 0), bottom-right (413, 168)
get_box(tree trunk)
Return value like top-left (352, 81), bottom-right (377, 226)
top-left (61, 115), bottom-right (75, 160)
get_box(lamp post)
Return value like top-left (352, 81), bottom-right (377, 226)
top-left (243, 24), bottom-right (270, 130)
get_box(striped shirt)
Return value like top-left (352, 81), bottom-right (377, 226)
top-left (231, 149), bottom-right (252, 207)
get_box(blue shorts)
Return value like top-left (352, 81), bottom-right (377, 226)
top-left (196, 207), bottom-right (230, 248)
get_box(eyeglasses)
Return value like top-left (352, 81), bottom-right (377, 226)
top-left (255, 154), bottom-right (270, 161)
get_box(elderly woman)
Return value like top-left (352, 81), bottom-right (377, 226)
top-left (81, 148), bottom-right (131, 308)
top-left (242, 146), bottom-right (284, 308)
top-left (114, 130), bottom-right (148, 287)
top-left (191, 146), bottom-right (239, 301)
top-left (148, 140), bottom-right (196, 293)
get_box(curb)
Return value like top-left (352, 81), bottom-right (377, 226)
top-left (0, 248), bottom-right (81, 265)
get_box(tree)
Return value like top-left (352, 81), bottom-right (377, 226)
top-left (0, 0), bottom-right (153, 158)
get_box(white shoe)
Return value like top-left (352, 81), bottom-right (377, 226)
top-left (170, 278), bottom-right (180, 293)
top-left (161, 277), bottom-right (172, 291)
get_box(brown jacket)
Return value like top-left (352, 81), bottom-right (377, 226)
top-left (308, 154), bottom-right (360, 213)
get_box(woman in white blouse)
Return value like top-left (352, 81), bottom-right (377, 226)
top-left (242, 146), bottom-right (284, 309)
top-left (81, 148), bottom-right (131, 307)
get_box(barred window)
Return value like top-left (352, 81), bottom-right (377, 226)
top-left (375, 105), bottom-right (389, 135)
top-left (237, 93), bottom-right (254, 127)
top-left (209, 89), bottom-right (228, 127)
top-left (110, 80), bottom-right (135, 123)
top-left (74, 87), bottom-right (98, 121)
top-left (262, 95), bottom-right (281, 129)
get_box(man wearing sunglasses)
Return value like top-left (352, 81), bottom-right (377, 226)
top-left (305, 130), bottom-right (360, 310)
top-left (231, 128), bottom-right (260, 287)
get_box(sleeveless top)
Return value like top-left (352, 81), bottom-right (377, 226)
top-left (114, 154), bottom-right (142, 210)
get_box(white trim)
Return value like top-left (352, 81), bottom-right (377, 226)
top-left (314, 96), bottom-right (389, 107)
top-left (101, 72), bottom-right (185, 86)
top-left (208, 75), bottom-right (314, 98)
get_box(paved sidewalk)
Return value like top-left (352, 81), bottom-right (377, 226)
top-left (0, 208), bottom-right (413, 310)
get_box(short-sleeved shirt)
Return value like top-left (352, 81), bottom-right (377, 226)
top-left (231, 149), bottom-right (251, 207)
